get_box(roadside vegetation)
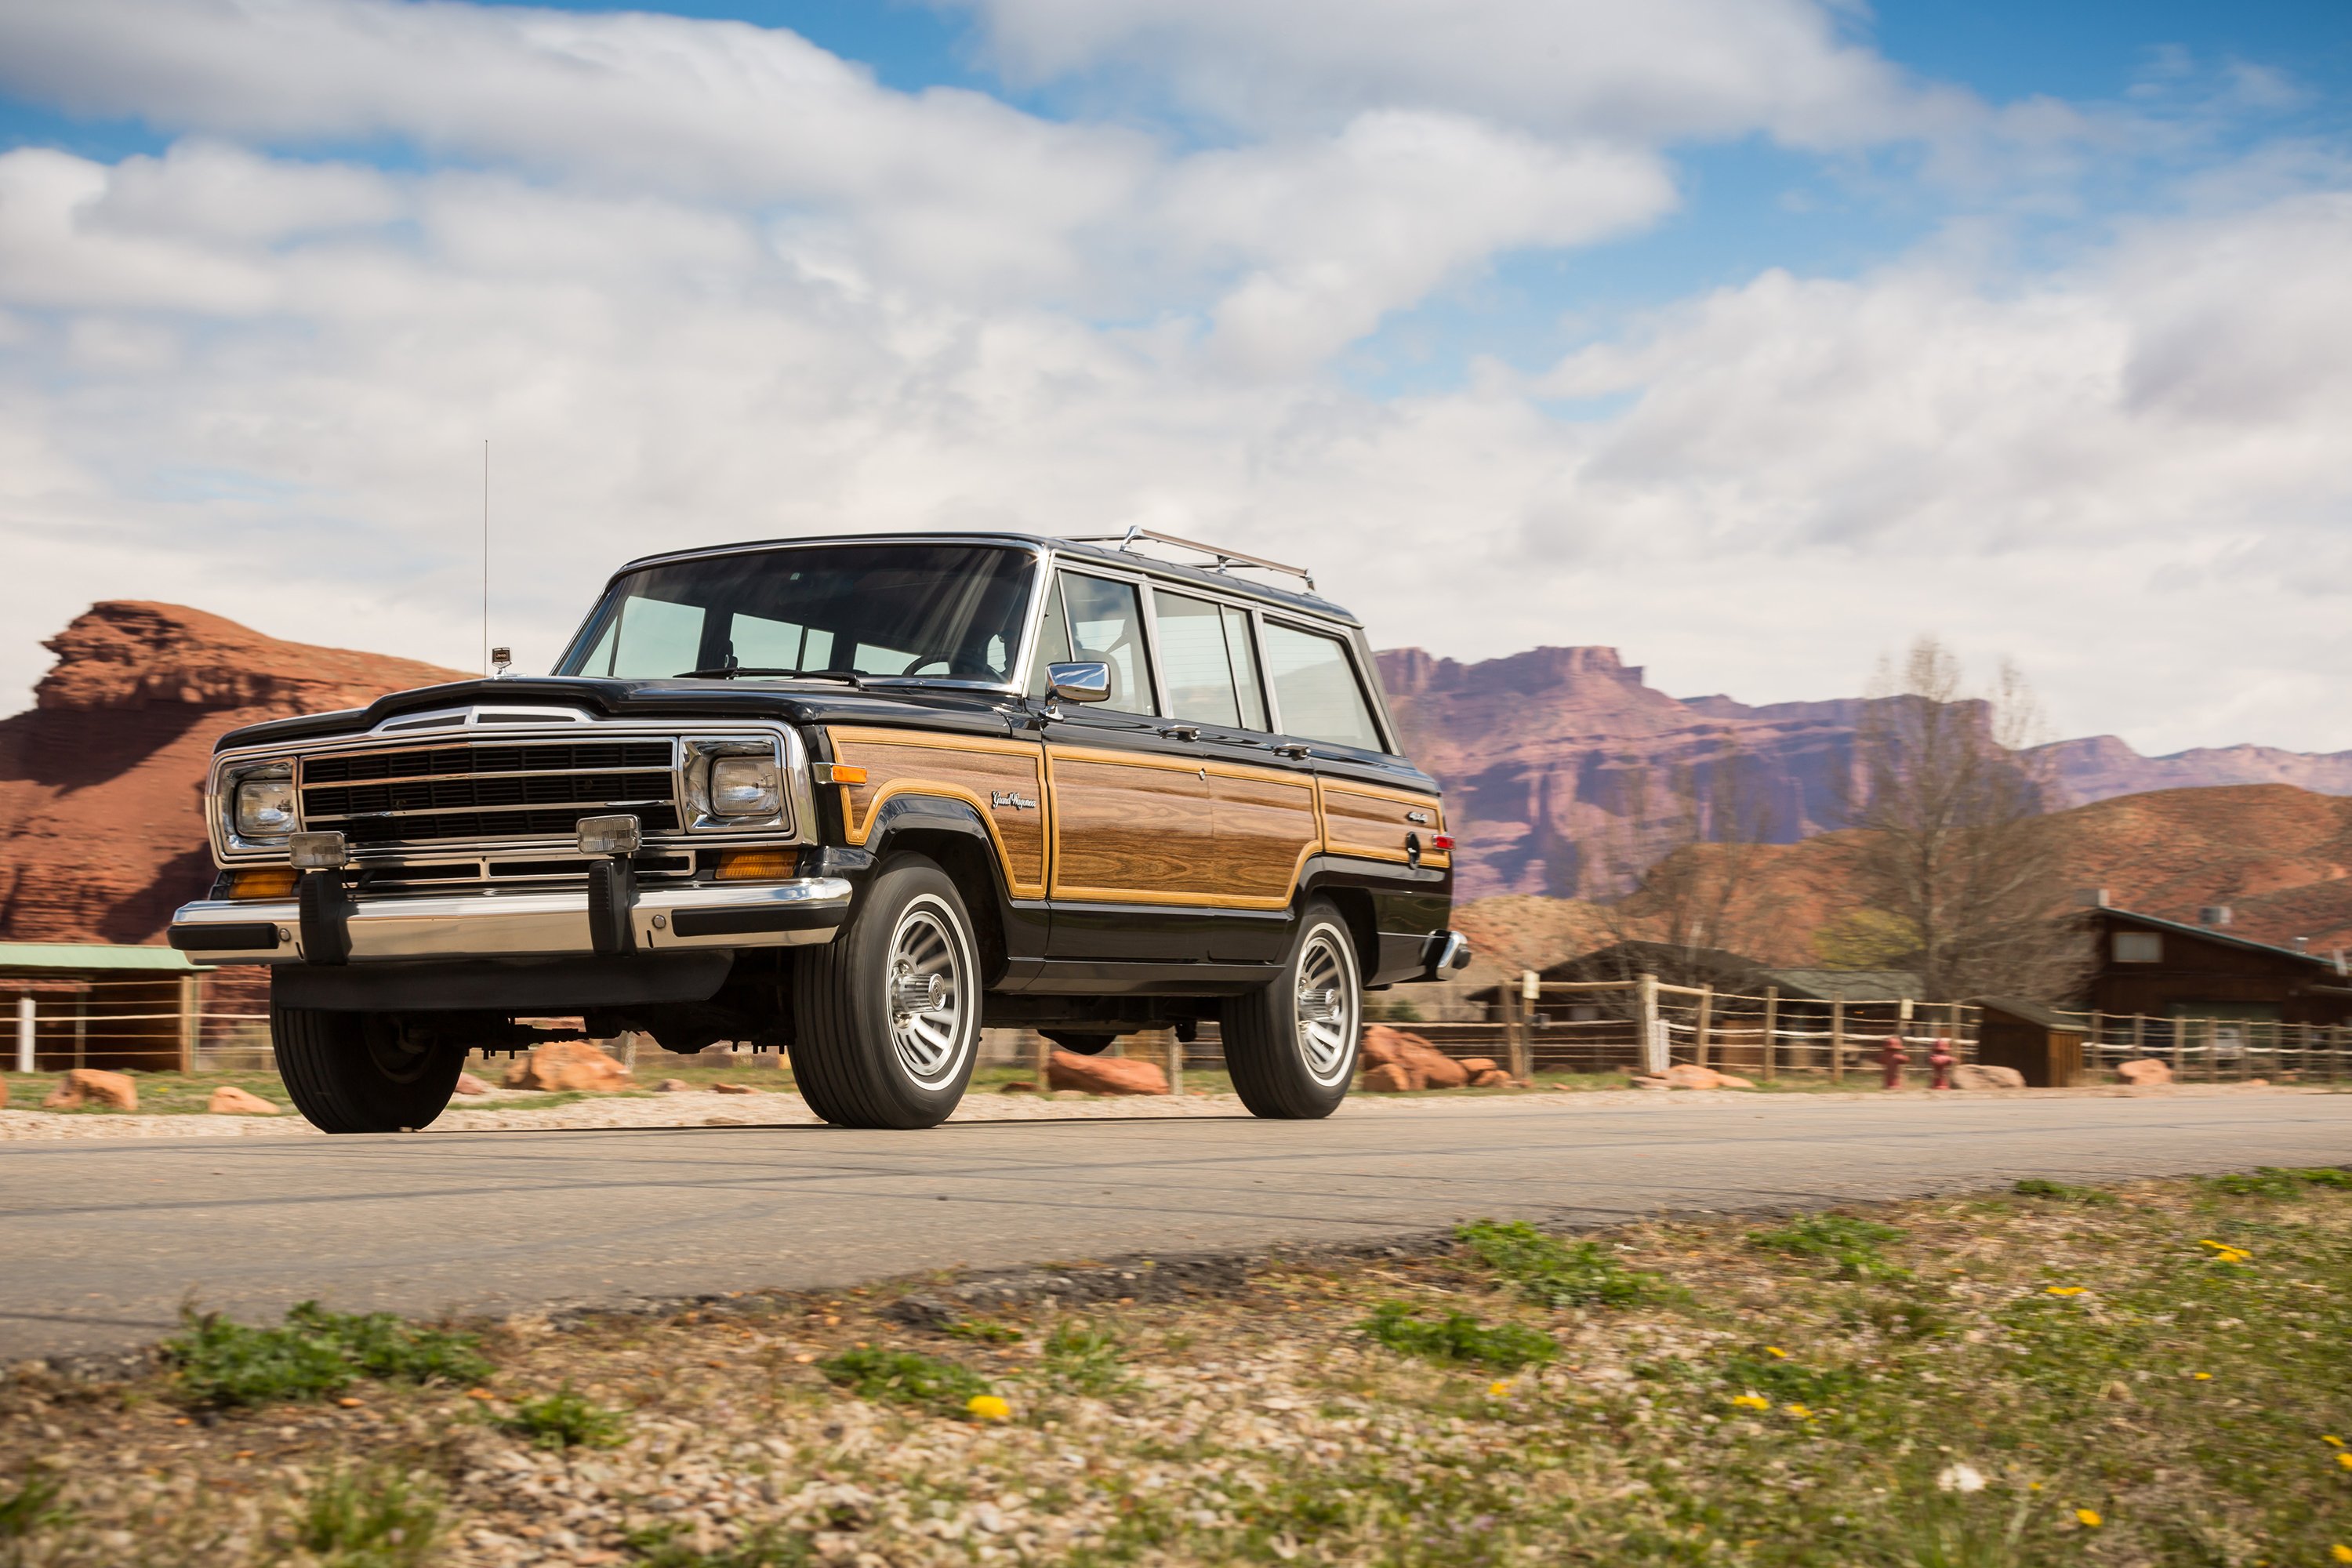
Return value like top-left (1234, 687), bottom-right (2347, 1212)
top-left (5, 1171), bottom-right (2351, 1565)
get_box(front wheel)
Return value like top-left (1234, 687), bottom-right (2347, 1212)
top-left (789, 856), bottom-right (982, 1128)
top-left (1222, 900), bottom-right (1361, 1120)
top-left (272, 1002), bottom-right (464, 1134)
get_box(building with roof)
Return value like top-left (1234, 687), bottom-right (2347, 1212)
top-left (2078, 904), bottom-right (2352, 1029)
top-left (0, 942), bottom-right (209, 1073)
top-left (1466, 940), bottom-right (1923, 1013)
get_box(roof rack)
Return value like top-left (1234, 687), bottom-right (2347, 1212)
top-left (1062, 527), bottom-right (1316, 592)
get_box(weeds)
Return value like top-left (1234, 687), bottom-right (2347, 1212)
top-left (499, 1385), bottom-right (625, 1450)
top-left (2012, 1178), bottom-right (2116, 1205)
top-left (818, 1347), bottom-right (991, 1417)
top-left (945, 1319), bottom-right (1024, 1344)
top-left (2203, 1166), bottom-right (2352, 1197)
top-left (1456, 1218), bottom-right (1662, 1308)
top-left (1357, 1301), bottom-right (1556, 1370)
top-left (1038, 1319), bottom-right (1132, 1396)
top-left (1748, 1210), bottom-right (1907, 1278)
top-left (281, 1463), bottom-right (444, 1567)
top-left (0, 1470), bottom-right (65, 1539)
top-left (626, 1523), bottom-right (815, 1566)
top-left (163, 1301), bottom-right (490, 1407)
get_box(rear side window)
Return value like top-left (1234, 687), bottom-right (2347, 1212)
top-left (1152, 590), bottom-right (1269, 731)
top-left (1263, 622), bottom-right (1383, 752)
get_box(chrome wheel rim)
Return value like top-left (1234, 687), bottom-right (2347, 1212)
top-left (1293, 927), bottom-right (1357, 1087)
top-left (887, 896), bottom-right (971, 1091)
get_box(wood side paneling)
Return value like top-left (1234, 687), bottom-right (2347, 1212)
top-left (827, 728), bottom-right (1048, 898)
top-left (1047, 750), bottom-right (1217, 903)
top-left (1322, 782), bottom-right (1449, 869)
top-left (1210, 770), bottom-right (1320, 904)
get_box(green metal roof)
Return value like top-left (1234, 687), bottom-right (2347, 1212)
top-left (0, 942), bottom-right (202, 974)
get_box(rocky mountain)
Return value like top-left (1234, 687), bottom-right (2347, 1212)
top-left (0, 602), bottom-right (465, 943)
top-left (1377, 645), bottom-right (2352, 901)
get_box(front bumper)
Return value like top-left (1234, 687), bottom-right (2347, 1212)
top-left (167, 877), bottom-right (855, 965)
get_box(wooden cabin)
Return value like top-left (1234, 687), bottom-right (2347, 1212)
top-left (0, 942), bottom-right (209, 1073)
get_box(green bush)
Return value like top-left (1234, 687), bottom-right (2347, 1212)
top-left (1358, 1301), bottom-right (1556, 1370)
top-left (818, 1347), bottom-right (991, 1416)
top-left (1457, 1219), bottom-right (1661, 1308)
top-left (164, 1301), bottom-right (492, 1408)
top-left (499, 1385), bottom-right (625, 1450)
top-left (282, 1464), bottom-right (444, 1567)
top-left (1748, 1212), bottom-right (1907, 1279)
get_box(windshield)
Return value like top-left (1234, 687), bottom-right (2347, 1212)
top-left (557, 543), bottom-right (1038, 684)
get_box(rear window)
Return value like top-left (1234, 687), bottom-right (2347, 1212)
top-left (1263, 622), bottom-right (1383, 752)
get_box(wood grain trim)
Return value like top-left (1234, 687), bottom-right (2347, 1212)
top-left (1320, 779), bottom-right (1450, 869)
top-left (826, 727), bottom-right (1049, 898)
top-left (1044, 742), bottom-right (1316, 910)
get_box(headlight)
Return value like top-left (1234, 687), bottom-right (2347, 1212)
top-left (710, 754), bottom-right (782, 816)
top-left (231, 765), bottom-right (296, 839)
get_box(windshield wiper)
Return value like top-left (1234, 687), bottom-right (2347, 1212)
top-left (673, 666), bottom-right (866, 688)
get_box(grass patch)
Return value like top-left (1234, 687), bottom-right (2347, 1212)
top-left (163, 1301), bottom-right (491, 1408)
top-left (945, 1318), bottom-right (1024, 1344)
top-left (1357, 1301), bottom-right (1556, 1370)
top-left (626, 1522), bottom-right (815, 1566)
top-left (2203, 1166), bottom-right (2352, 1197)
top-left (0, 1470), bottom-right (65, 1539)
top-left (1748, 1210), bottom-right (1908, 1278)
top-left (280, 1463), bottom-right (444, 1566)
top-left (499, 1385), bottom-right (625, 1450)
top-left (1037, 1319), bottom-right (1132, 1397)
top-left (1456, 1218), bottom-right (1662, 1307)
top-left (817, 1347), bottom-right (991, 1417)
top-left (2012, 1178), bottom-right (2118, 1205)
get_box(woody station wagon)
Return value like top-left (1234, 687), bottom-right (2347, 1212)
top-left (169, 531), bottom-right (1471, 1131)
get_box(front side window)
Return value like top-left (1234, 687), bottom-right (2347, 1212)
top-left (558, 543), bottom-right (1035, 683)
top-left (1263, 621), bottom-right (1384, 752)
top-left (1054, 572), bottom-right (1156, 713)
top-left (1152, 590), bottom-right (1269, 729)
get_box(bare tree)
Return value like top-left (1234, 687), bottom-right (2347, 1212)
top-left (1586, 739), bottom-right (1782, 989)
top-left (1838, 637), bottom-right (2086, 1002)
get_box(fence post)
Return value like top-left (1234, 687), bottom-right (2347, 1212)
top-left (1637, 972), bottom-right (1664, 1075)
top-left (14, 995), bottom-right (31, 1075)
top-left (1512, 971), bottom-right (1537, 1083)
top-left (2172, 1015), bottom-right (2186, 1079)
top-left (1761, 985), bottom-right (1779, 1083)
top-left (1031, 1029), bottom-right (1051, 1094)
top-left (1167, 1029), bottom-right (1183, 1095)
top-left (178, 974), bottom-right (199, 1073)
top-left (2130, 1013), bottom-right (2144, 1063)
top-left (1693, 985), bottom-right (1714, 1070)
top-left (1830, 993), bottom-right (1846, 1084)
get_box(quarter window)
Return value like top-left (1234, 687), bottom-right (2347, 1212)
top-left (1152, 590), bottom-right (1269, 730)
top-left (1055, 572), bottom-right (1156, 713)
top-left (1263, 622), bottom-right (1384, 752)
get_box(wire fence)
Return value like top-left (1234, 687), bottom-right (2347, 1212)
top-left (4, 971), bottom-right (2341, 1087)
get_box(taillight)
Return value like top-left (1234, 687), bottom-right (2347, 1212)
top-left (1432, 834), bottom-right (1454, 851)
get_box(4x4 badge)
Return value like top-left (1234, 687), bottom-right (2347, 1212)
top-left (990, 790), bottom-right (1039, 811)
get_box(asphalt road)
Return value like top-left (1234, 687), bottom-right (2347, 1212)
top-left (5, 1091), bottom-right (2349, 1360)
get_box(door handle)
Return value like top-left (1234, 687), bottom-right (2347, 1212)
top-left (1158, 724), bottom-right (1202, 742)
top-left (1273, 743), bottom-right (1311, 760)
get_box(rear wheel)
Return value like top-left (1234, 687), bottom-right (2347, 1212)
top-left (272, 1001), bottom-right (464, 1134)
top-left (1222, 899), bottom-right (1360, 1120)
top-left (789, 856), bottom-right (981, 1129)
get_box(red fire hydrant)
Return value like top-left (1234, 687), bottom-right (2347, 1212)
top-left (1879, 1034), bottom-right (1909, 1091)
top-left (1928, 1038), bottom-right (1955, 1091)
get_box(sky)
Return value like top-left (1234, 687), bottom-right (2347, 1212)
top-left (0, 0), bottom-right (2346, 754)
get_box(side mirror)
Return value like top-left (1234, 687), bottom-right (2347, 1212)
top-left (1045, 662), bottom-right (1112, 704)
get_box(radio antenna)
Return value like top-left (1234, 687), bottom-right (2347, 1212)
top-left (481, 437), bottom-right (490, 676)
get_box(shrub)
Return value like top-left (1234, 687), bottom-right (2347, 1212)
top-left (1748, 1212), bottom-right (1907, 1279)
top-left (499, 1385), bottom-right (626, 1450)
top-left (1457, 1219), bottom-right (1661, 1308)
top-left (818, 1348), bottom-right (991, 1417)
top-left (282, 1464), bottom-right (444, 1567)
top-left (1358, 1301), bottom-right (1556, 1370)
top-left (164, 1301), bottom-right (491, 1408)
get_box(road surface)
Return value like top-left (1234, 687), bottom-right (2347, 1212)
top-left (4, 1091), bottom-right (2347, 1359)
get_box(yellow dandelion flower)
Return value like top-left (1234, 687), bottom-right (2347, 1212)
top-left (1488, 1381), bottom-right (1511, 1398)
top-left (2339, 1451), bottom-right (2352, 1472)
top-left (2326, 1435), bottom-right (2347, 1448)
top-left (2192, 1372), bottom-right (2212, 1381)
top-left (2075, 1508), bottom-right (2102, 1528)
top-left (1783, 1403), bottom-right (1813, 1419)
top-left (2045, 1286), bottom-right (2085, 1297)
top-left (965, 1394), bottom-right (1011, 1422)
top-left (1730, 1394), bottom-right (1769, 1410)
top-left (2332, 1546), bottom-right (2352, 1563)
top-left (1765, 1346), bottom-right (1789, 1359)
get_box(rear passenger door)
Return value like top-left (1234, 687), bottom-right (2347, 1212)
top-left (1147, 588), bottom-right (1321, 961)
top-left (1258, 616), bottom-right (1451, 877)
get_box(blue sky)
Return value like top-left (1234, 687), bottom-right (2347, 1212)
top-left (0, 0), bottom-right (2345, 752)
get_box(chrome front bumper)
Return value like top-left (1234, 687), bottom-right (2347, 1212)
top-left (167, 877), bottom-right (855, 965)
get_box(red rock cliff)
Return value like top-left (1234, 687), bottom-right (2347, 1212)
top-left (0, 603), bottom-right (466, 943)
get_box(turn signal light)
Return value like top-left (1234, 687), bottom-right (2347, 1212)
top-left (716, 848), bottom-right (796, 882)
top-left (814, 763), bottom-right (868, 786)
top-left (1431, 834), bottom-right (1455, 852)
top-left (227, 867), bottom-right (299, 899)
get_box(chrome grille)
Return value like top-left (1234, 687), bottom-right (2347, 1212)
top-left (299, 739), bottom-right (680, 847)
